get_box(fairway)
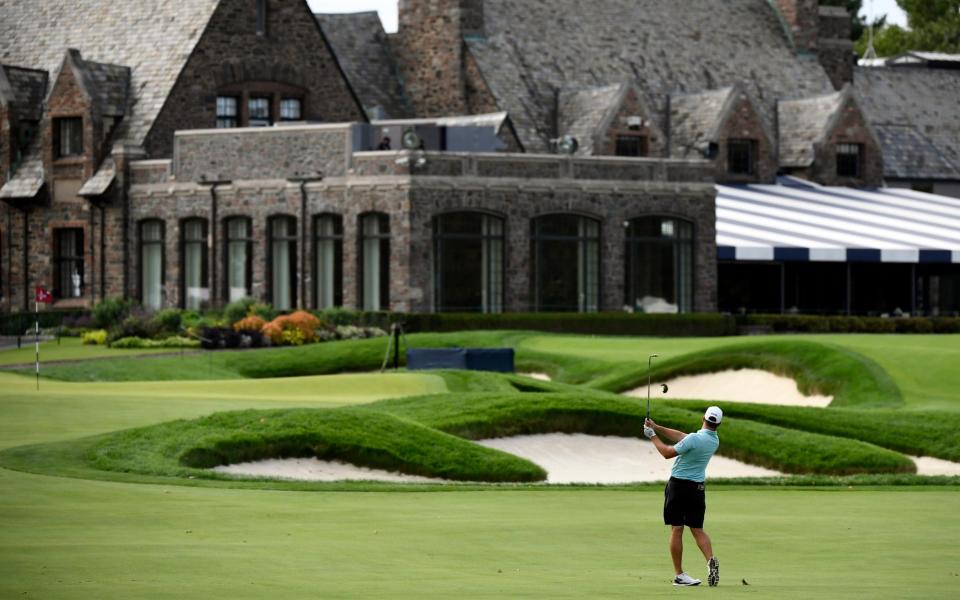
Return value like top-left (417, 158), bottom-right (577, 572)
top-left (1, 332), bottom-right (958, 598)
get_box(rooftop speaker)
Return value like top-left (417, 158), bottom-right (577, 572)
top-left (557, 135), bottom-right (579, 155)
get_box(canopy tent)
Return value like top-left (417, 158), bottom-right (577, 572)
top-left (716, 177), bottom-right (960, 264)
top-left (715, 177), bottom-right (960, 315)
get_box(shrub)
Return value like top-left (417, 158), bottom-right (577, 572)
top-left (249, 302), bottom-right (277, 322)
top-left (223, 298), bottom-right (257, 325)
top-left (82, 329), bottom-right (108, 346)
top-left (108, 308), bottom-right (160, 343)
top-left (110, 336), bottom-right (201, 349)
top-left (335, 325), bottom-right (387, 340)
top-left (199, 326), bottom-right (265, 350)
top-left (262, 311), bottom-right (322, 345)
top-left (232, 315), bottom-right (266, 332)
top-left (151, 308), bottom-right (182, 336)
top-left (92, 297), bottom-right (135, 330)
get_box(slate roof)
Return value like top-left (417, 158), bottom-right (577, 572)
top-left (73, 52), bottom-right (131, 117)
top-left (557, 84), bottom-right (625, 156)
top-left (315, 12), bottom-right (414, 120)
top-left (466, 0), bottom-right (834, 152)
top-left (0, 136), bottom-right (44, 199)
top-left (777, 88), bottom-right (845, 168)
top-left (854, 66), bottom-right (960, 180)
top-left (78, 157), bottom-right (116, 197)
top-left (0, 65), bottom-right (48, 121)
top-left (0, 0), bottom-right (220, 147)
top-left (669, 87), bottom-right (735, 159)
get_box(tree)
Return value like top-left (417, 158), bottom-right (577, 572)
top-left (855, 0), bottom-right (960, 57)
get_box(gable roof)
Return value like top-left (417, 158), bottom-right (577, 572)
top-left (0, 65), bottom-right (48, 121)
top-left (777, 88), bottom-right (846, 168)
top-left (315, 12), bottom-right (414, 120)
top-left (465, 0), bottom-right (834, 153)
top-left (854, 66), bottom-right (960, 180)
top-left (669, 86), bottom-right (736, 159)
top-left (0, 0), bottom-right (220, 147)
top-left (558, 84), bottom-right (626, 156)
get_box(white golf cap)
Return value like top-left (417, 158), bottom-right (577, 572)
top-left (705, 406), bottom-right (723, 424)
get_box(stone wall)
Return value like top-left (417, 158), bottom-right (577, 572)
top-left (144, 0), bottom-right (366, 158)
top-left (395, 0), bottom-right (470, 117)
top-left (173, 125), bottom-right (351, 183)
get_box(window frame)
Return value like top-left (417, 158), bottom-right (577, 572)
top-left (223, 216), bottom-right (254, 302)
top-left (138, 219), bottom-right (165, 308)
top-left (614, 134), bottom-right (648, 157)
top-left (531, 213), bottom-right (602, 313)
top-left (836, 143), bottom-right (863, 178)
top-left (623, 215), bottom-right (696, 313)
top-left (266, 215), bottom-right (298, 310)
top-left (726, 139), bottom-right (756, 176)
top-left (359, 212), bottom-right (391, 312)
top-left (279, 98), bottom-right (302, 122)
top-left (180, 218), bottom-right (209, 310)
top-left (216, 96), bottom-right (239, 129)
top-left (53, 117), bottom-right (83, 159)
top-left (432, 211), bottom-right (506, 313)
top-left (313, 213), bottom-right (344, 309)
top-left (53, 227), bottom-right (85, 299)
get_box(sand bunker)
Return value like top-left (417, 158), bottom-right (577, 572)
top-left (626, 369), bottom-right (832, 407)
top-left (477, 433), bottom-right (782, 483)
top-left (912, 456), bottom-right (960, 476)
top-left (212, 458), bottom-right (445, 483)
top-left (518, 372), bottom-right (552, 381)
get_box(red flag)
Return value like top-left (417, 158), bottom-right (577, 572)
top-left (35, 287), bottom-right (53, 304)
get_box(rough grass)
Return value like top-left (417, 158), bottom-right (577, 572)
top-left (86, 407), bottom-right (546, 483)
top-left (664, 399), bottom-right (960, 462)
top-left (587, 340), bottom-right (903, 408)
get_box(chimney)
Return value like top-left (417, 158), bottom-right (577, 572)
top-left (774, 0), bottom-right (819, 53)
top-left (395, 0), bottom-right (484, 117)
top-left (817, 5), bottom-right (856, 89)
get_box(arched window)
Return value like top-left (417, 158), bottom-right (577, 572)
top-left (532, 214), bottom-right (600, 312)
top-left (139, 220), bottom-right (165, 310)
top-left (268, 216), bottom-right (297, 310)
top-left (181, 218), bottom-right (208, 310)
top-left (224, 217), bottom-right (253, 302)
top-left (625, 216), bottom-right (694, 313)
top-left (433, 212), bottom-right (504, 313)
top-left (359, 213), bottom-right (390, 311)
top-left (314, 214), bottom-right (343, 309)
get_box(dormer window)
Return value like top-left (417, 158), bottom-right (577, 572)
top-left (615, 134), bottom-right (648, 157)
top-left (836, 143), bottom-right (862, 178)
top-left (280, 98), bottom-right (302, 121)
top-left (54, 117), bottom-right (82, 158)
top-left (727, 139), bottom-right (756, 176)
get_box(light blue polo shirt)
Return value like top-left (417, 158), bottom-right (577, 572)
top-left (671, 428), bottom-right (720, 483)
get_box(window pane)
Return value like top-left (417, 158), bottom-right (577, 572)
top-left (270, 217), bottom-right (296, 310)
top-left (836, 144), bottom-right (862, 177)
top-left (183, 220), bottom-right (207, 310)
top-left (727, 139), bottom-right (754, 175)
top-left (216, 97), bottom-right (238, 129)
top-left (361, 214), bottom-right (389, 311)
top-left (54, 229), bottom-right (84, 299)
top-left (249, 98), bottom-right (271, 127)
top-left (625, 217), bottom-right (694, 313)
top-left (533, 215), bottom-right (599, 312)
top-left (57, 118), bottom-right (83, 157)
top-left (615, 135), bottom-right (646, 157)
top-left (226, 218), bottom-right (249, 302)
top-left (140, 222), bottom-right (163, 309)
top-left (315, 215), bottom-right (342, 309)
top-left (434, 213), bottom-right (504, 313)
top-left (280, 99), bottom-right (302, 121)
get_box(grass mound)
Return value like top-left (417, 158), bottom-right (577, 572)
top-left (87, 408), bottom-right (546, 483)
top-left (587, 340), bottom-right (903, 407)
top-left (368, 392), bottom-right (914, 476)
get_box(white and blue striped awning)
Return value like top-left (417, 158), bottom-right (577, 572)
top-left (716, 177), bottom-right (960, 264)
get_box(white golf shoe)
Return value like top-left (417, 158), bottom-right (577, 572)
top-left (673, 572), bottom-right (702, 586)
top-left (708, 556), bottom-right (720, 587)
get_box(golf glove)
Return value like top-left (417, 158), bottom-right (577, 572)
top-left (643, 426), bottom-right (657, 439)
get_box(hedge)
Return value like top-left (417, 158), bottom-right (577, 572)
top-left (0, 310), bottom-right (89, 336)
top-left (738, 314), bottom-right (960, 334)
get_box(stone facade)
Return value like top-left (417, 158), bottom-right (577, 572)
top-left (711, 92), bottom-right (777, 184)
top-left (145, 0), bottom-right (366, 158)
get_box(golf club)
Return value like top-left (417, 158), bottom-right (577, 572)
top-left (647, 353), bottom-right (658, 421)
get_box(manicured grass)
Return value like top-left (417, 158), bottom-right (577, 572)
top-left (0, 336), bottom-right (179, 366)
top-left (0, 468), bottom-right (956, 599)
top-left (587, 340), bottom-right (903, 408)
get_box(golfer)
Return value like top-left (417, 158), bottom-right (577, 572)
top-left (644, 406), bottom-right (723, 587)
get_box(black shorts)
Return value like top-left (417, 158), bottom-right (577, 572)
top-left (663, 477), bottom-right (706, 528)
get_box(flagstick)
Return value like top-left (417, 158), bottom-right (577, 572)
top-left (35, 299), bottom-right (40, 391)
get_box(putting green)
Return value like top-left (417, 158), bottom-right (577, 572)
top-left (0, 336), bottom-right (176, 366)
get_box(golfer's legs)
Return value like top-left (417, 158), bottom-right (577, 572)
top-left (690, 527), bottom-right (713, 561)
top-left (670, 525), bottom-right (684, 575)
